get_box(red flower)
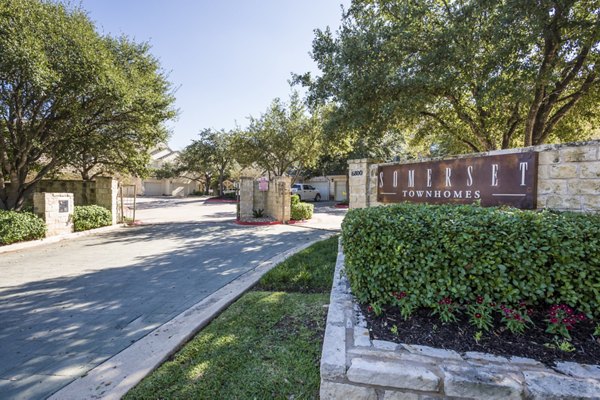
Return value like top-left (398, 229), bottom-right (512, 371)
top-left (476, 296), bottom-right (484, 304)
top-left (475, 313), bottom-right (482, 319)
top-left (367, 306), bottom-right (373, 313)
top-left (550, 317), bottom-right (558, 324)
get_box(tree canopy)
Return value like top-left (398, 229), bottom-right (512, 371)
top-left (233, 93), bottom-right (323, 181)
top-left (297, 0), bottom-right (600, 156)
top-left (0, 0), bottom-right (175, 210)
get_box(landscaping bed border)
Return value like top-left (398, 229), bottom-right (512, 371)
top-left (320, 241), bottom-right (600, 399)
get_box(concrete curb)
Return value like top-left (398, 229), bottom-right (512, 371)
top-left (0, 224), bottom-right (125, 255)
top-left (49, 231), bottom-right (336, 400)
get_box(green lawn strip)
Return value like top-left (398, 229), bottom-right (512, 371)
top-left (255, 235), bottom-right (339, 293)
top-left (125, 292), bottom-right (328, 400)
top-left (125, 236), bottom-right (338, 400)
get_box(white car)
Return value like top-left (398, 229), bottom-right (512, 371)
top-left (291, 183), bottom-right (321, 202)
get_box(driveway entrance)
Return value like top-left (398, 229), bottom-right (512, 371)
top-left (0, 197), bottom-right (343, 399)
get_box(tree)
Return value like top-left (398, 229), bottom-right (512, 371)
top-left (66, 37), bottom-right (174, 181)
top-left (156, 129), bottom-right (236, 196)
top-left (297, 0), bottom-right (600, 155)
top-left (0, 0), bottom-right (175, 210)
top-left (234, 93), bottom-right (323, 182)
top-left (183, 129), bottom-right (236, 196)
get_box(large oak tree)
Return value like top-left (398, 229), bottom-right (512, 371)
top-left (0, 0), bottom-right (175, 210)
top-left (297, 0), bottom-right (600, 155)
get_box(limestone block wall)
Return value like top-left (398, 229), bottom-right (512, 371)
top-left (350, 140), bottom-right (600, 213)
top-left (532, 143), bottom-right (600, 211)
top-left (267, 177), bottom-right (291, 222)
top-left (34, 180), bottom-right (95, 206)
top-left (95, 177), bottom-right (118, 225)
top-left (239, 176), bottom-right (291, 222)
top-left (33, 193), bottom-right (74, 237)
top-left (239, 177), bottom-right (255, 220)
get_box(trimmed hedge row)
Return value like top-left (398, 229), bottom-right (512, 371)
top-left (291, 194), bottom-right (314, 221)
top-left (73, 205), bottom-right (112, 232)
top-left (341, 203), bottom-right (600, 317)
top-left (0, 210), bottom-right (47, 245)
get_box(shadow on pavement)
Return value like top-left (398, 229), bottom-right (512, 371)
top-left (0, 222), bottom-right (324, 399)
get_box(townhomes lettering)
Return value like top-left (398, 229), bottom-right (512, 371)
top-left (377, 152), bottom-right (538, 209)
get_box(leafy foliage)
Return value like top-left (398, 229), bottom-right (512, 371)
top-left (0, 0), bottom-right (175, 210)
top-left (0, 210), bottom-right (46, 245)
top-left (233, 92), bottom-right (322, 180)
top-left (252, 208), bottom-right (265, 218)
top-left (162, 129), bottom-right (236, 195)
top-left (298, 0), bottom-right (600, 156)
top-left (290, 196), bottom-right (314, 221)
top-left (73, 205), bottom-right (112, 232)
top-left (342, 203), bottom-right (600, 317)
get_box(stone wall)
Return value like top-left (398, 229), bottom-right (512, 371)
top-left (33, 180), bottom-right (95, 206)
top-left (29, 177), bottom-right (119, 224)
top-left (33, 193), bottom-right (74, 237)
top-left (320, 242), bottom-right (600, 400)
top-left (350, 140), bottom-right (600, 212)
top-left (239, 176), bottom-right (291, 222)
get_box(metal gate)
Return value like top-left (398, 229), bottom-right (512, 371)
top-left (117, 184), bottom-right (137, 223)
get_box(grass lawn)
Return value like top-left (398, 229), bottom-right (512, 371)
top-left (125, 235), bottom-right (338, 400)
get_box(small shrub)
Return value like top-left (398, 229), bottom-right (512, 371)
top-left (467, 295), bottom-right (494, 331)
top-left (291, 195), bottom-right (313, 221)
top-left (431, 297), bottom-right (459, 323)
top-left (252, 208), bottom-right (265, 218)
top-left (546, 304), bottom-right (586, 340)
top-left (0, 210), bottom-right (47, 245)
top-left (73, 205), bottom-right (112, 232)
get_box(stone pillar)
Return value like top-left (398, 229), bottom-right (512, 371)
top-left (348, 159), bottom-right (373, 209)
top-left (33, 192), bottom-right (74, 237)
top-left (95, 177), bottom-right (118, 225)
top-left (271, 176), bottom-right (291, 222)
top-left (239, 177), bottom-right (255, 220)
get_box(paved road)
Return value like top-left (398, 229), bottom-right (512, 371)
top-left (0, 197), bottom-right (345, 399)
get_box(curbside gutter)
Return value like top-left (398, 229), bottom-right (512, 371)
top-left (49, 231), bottom-right (335, 400)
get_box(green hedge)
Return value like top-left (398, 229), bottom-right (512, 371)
top-left (0, 210), bottom-right (47, 245)
top-left (341, 203), bottom-right (600, 316)
top-left (73, 205), bottom-right (112, 232)
top-left (291, 195), bottom-right (314, 221)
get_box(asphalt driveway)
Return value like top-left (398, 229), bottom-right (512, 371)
top-left (0, 197), bottom-right (344, 399)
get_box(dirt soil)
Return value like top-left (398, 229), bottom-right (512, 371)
top-left (363, 305), bottom-right (600, 367)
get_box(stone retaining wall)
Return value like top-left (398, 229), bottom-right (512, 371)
top-left (320, 242), bottom-right (600, 399)
top-left (350, 140), bottom-right (600, 212)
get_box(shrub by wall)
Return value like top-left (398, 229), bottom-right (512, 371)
top-left (341, 203), bottom-right (600, 316)
top-left (0, 210), bottom-right (47, 245)
top-left (73, 205), bottom-right (112, 232)
top-left (291, 195), bottom-right (314, 221)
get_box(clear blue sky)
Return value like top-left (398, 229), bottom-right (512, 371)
top-left (79, 1), bottom-right (349, 150)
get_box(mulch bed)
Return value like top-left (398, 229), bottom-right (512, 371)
top-left (205, 197), bottom-right (238, 203)
top-left (236, 217), bottom-right (280, 226)
top-left (363, 304), bottom-right (600, 367)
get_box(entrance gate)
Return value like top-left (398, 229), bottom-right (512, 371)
top-left (116, 184), bottom-right (137, 223)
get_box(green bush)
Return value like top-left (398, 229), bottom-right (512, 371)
top-left (341, 203), bottom-right (600, 317)
top-left (0, 210), bottom-right (47, 245)
top-left (73, 205), bottom-right (112, 232)
top-left (291, 199), bottom-right (314, 221)
top-left (291, 194), bottom-right (300, 205)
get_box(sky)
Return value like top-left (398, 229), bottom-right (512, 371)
top-left (79, 0), bottom-right (349, 150)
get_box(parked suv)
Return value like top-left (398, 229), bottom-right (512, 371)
top-left (291, 183), bottom-right (321, 202)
